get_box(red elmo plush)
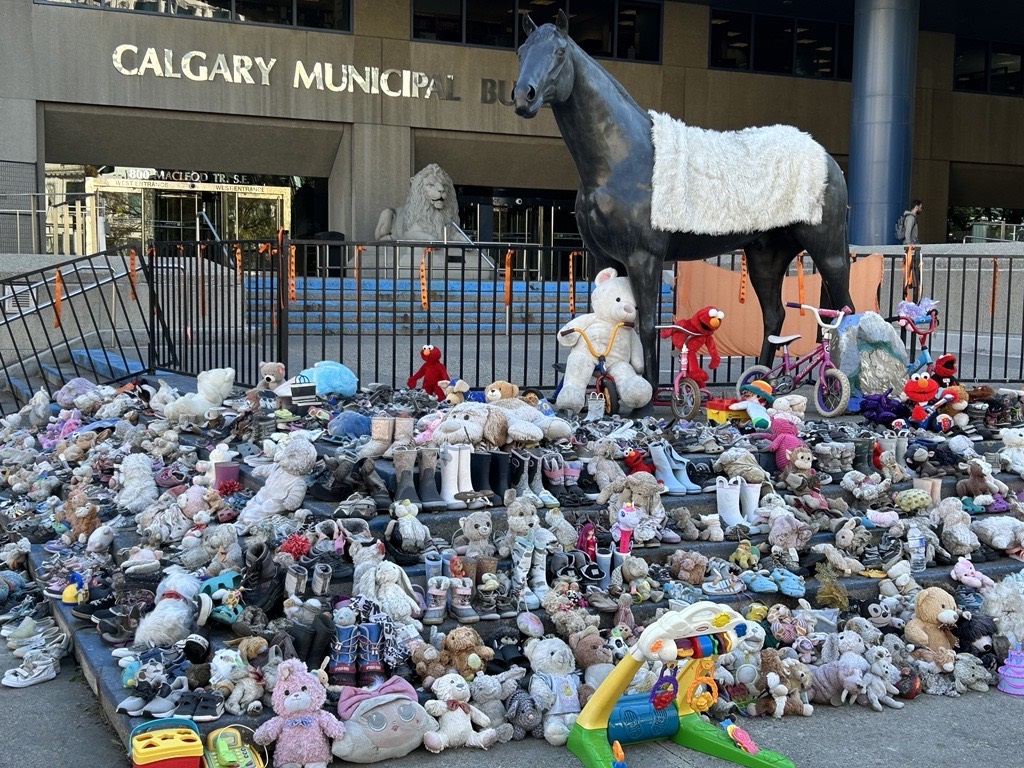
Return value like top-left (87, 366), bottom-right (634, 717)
top-left (659, 306), bottom-right (723, 388)
top-left (407, 344), bottom-right (450, 400)
top-left (622, 447), bottom-right (656, 476)
top-left (933, 353), bottom-right (959, 389)
top-left (902, 371), bottom-right (939, 423)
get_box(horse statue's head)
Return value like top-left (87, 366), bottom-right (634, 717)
top-left (513, 9), bottom-right (575, 118)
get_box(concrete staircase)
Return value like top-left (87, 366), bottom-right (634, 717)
top-left (243, 276), bottom-right (675, 335)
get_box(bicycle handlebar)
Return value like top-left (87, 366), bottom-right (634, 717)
top-left (655, 324), bottom-right (700, 337)
top-left (783, 302), bottom-right (850, 328)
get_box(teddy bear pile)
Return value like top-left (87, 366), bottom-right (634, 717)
top-left (4, 333), bottom-right (1024, 763)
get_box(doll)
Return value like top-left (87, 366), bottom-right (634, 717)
top-left (730, 380), bottom-right (773, 429)
top-left (576, 522), bottom-right (597, 563)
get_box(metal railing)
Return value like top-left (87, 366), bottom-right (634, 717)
top-left (0, 245), bottom-right (159, 410)
top-left (1, 240), bottom-right (1021, 412)
top-left (0, 191), bottom-right (107, 255)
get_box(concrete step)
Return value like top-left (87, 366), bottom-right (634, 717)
top-left (69, 348), bottom-right (145, 382)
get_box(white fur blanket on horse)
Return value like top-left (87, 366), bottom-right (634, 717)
top-left (649, 110), bottom-right (828, 236)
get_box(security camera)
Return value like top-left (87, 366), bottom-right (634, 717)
top-left (515, 198), bottom-right (523, 206)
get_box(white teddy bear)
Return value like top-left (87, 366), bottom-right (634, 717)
top-left (162, 367), bottom-right (235, 423)
top-left (423, 673), bottom-right (498, 753)
top-left (998, 427), bottom-right (1024, 479)
top-left (237, 435), bottom-right (318, 529)
top-left (525, 636), bottom-right (583, 746)
top-left (555, 267), bottom-right (653, 414)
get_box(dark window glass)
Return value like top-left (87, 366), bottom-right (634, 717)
top-left (794, 20), bottom-right (836, 77)
top-left (413, 0), bottom-right (463, 42)
top-left (990, 42), bottom-right (1023, 95)
top-left (297, 0), bottom-right (351, 31)
top-left (236, 0), bottom-right (294, 26)
top-left (752, 16), bottom-right (792, 74)
top-left (571, 0), bottom-right (614, 58)
top-left (955, 38), bottom-right (989, 91)
top-left (466, 0), bottom-right (515, 48)
top-left (709, 10), bottom-right (751, 70)
top-left (617, 1), bottom-right (660, 62)
top-left (837, 23), bottom-right (854, 80)
top-left (517, 0), bottom-right (568, 46)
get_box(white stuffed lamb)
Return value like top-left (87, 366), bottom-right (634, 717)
top-left (555, 268), bottom-right (653, 413)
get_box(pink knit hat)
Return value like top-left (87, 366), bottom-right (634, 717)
top-left (336, 675), bottom-right (417, 719)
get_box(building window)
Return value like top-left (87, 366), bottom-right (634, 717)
top-left (956, 38), bottom-right (1024, 96)
top-left (412, 0), bottom-right (660, 61)
top-left (710, 9), bottom-right (852, 81)
top-left (991, 42), bottom-right (1023, 95)
top-left (752, 16), bottom-right (791, 75)
top-left (33, 1), bottom-right (351, 33)
top-left (466, 1), bottom-right (516, 48)
top-left (709, 10), bottom-right (750, 70)
top-left (954, 38), bottom-right (988, 92)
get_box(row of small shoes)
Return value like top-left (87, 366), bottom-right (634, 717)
top-left (1, 579), bottom-right (70, 688)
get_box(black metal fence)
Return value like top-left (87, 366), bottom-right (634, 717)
top-left (0, 245), bottom-right (157, 410)
top-left (1, 240), bottom-right (1021, 412)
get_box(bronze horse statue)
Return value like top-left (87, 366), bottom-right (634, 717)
top-left (513, 10), bottom-right (854, 398)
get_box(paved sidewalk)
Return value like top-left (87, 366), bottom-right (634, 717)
top-left (4, 631), bottom-right (1024, 768)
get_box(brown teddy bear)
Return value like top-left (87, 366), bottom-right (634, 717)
top-left (409, 638), bottom-right (448, 689)
top-left (667, 549), bottom-right (709, 586)
top-left (567, 626), bottom-right (614, 706)
top-left (438, 626), bottom-right (495, 681)
top-left (747, 647), bottom-right (814, 718)
top-left (66, 500), bottom-right (101, 544)
top-left (904, 586), bottom-right (962, 653)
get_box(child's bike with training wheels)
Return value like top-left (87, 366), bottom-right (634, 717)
top-left (735, 302), bottom-right (851, 418)
top-left (553, 321), bottom-right (628, 415)
top-left (888, 300), bottom-right (940, 376)
top-left (654, 324), bottom-right (707, 420)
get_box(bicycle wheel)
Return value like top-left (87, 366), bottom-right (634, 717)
top-left (671, 378), bottom-right (701, 421)
top-left (735, 365), bottom-right (775, 398)
top-left (815, 368), bottom-right (851, 417)
top-left (599, 378), bottom-right (619, 415)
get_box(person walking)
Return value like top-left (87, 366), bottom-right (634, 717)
top-left (899, 199), bottom-right (923, 245)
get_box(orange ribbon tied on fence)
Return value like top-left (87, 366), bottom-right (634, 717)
top-left (796, 252), bottom-right (806, 315)
top-left (569, 250), bottom-right (582, 315)
top-left (234, 245), bottom-right (243, 281)
top-left (288, 245), bottom-right (297, 302)
top-left (737, 251), bottom-right (748, 304)
top-left (420, 248), bottom-right (431, 309)
top-left (53, 269), bottom-right (62, 328)
top-left (504, 249), bottom-right (514, 308)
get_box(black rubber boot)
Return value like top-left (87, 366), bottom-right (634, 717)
top-left (391, 447), bottom-right (421, 507)
top-left (469, 451), bottom-right (500, 506)
top-left (489, 450), bottom-right (510, 503)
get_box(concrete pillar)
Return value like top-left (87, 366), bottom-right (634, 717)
top-left (0, 98), bottom-right (42, 253)
top-left (329, 123), bottom-right (412, 241)
top-left (847, 0), bottom-right (919, 245)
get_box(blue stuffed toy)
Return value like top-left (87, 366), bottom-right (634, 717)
top-left (299, 360), bottom-right (358, 398)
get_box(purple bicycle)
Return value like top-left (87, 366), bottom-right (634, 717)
top-left (735, 302), bottom-right (851, 418)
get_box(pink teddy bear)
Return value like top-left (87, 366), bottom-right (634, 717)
top-left (750, 417), bottom-right (807, 472)
top-left (949, 556), bottom-right (995, 589)
top-left (254, 658), bottom-right (346, 768)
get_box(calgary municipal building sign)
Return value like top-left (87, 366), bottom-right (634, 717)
top-left (112, 44), bottom-right (460, 100)
top-left (110, 44), bottom-right (522, 106)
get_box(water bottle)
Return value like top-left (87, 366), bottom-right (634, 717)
top-left (908, 523), bottom-right (927, 573)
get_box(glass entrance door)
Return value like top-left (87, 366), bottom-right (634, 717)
top-left (86, 177), bottom-right (291, 249)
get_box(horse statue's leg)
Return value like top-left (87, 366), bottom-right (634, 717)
top-left (626, 249), bottom-right (662, 414)
top-left (747, 246), bottom-right (794, 367)
top-left (797, 155), bottom-right (855, 314)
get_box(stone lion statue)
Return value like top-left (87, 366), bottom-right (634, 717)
top-left (374, 163), bottom-right (460, 241)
